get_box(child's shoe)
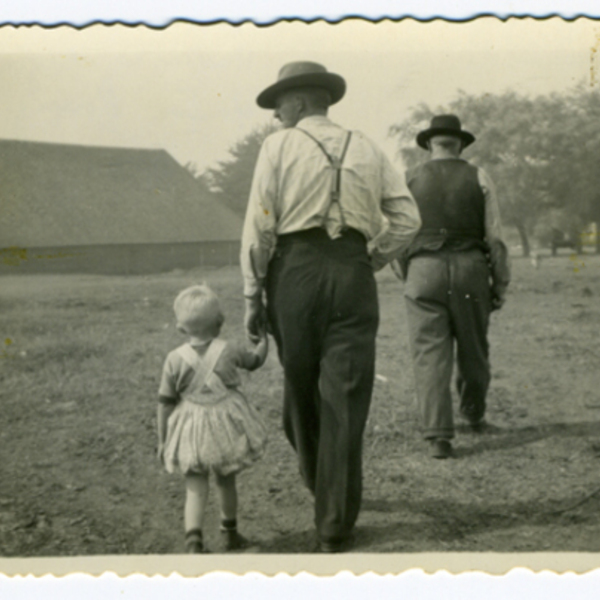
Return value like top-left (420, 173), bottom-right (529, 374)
top-left (185, 528), bottom-right (207, 553)
top-left (220, 519), bottom-right (250, 551)
top-left (430, 438), bottom-right (452, 459)
top-left (220, 529), bottom-right (249, 551)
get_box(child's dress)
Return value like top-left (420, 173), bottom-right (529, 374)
top-left (160, 338), bottom-right (267, 476)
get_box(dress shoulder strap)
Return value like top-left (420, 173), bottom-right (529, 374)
top-left (175, 340), bottom-right (228, 396)
top-left (202, 338), bottom-right (227, 378)
top-left (176, 343), bottom-right (203, 371)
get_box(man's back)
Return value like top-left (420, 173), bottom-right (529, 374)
top-left (257, 115), bottom-right (397, 240)
top-left (406, 158), bottom-right (486, 238)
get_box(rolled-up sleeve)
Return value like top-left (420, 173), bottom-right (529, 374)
top-left (478, 167), bottom-right (511, 291)
top-left (240, 140), bottom-right (278, 297)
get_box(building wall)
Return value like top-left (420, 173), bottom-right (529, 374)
top-left (0, 241), bottom-right (241, 275)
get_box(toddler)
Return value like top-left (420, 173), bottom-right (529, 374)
top-left (157, 284), bottom-right (268, 552)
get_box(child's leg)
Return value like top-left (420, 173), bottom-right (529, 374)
top-left (184, 472), bottom-right (209, 552)
top-left (215, 472), bottom-right (247, 550)
top-left (215, 472), bottom-right (237, 520)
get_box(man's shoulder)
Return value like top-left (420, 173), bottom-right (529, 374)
top-left (445, 159), bottom-right (493, 189)
top-left (298, 118), bottom-right (371, 143)
top-left (162, 345), bottom-right (188, 373)
top-left (460, 160), bottom-right (490, 180)
top-left (472, 163), bottom-right (495, 189)
top-left (405, 161), bottom-right (428, 181)
top-left (262, 128), bottom-right (288, 146)
top-left (262, 127), bottom-right (311, 153)
top-left (415, 158), bottom-right (479, 172)
top-left (470, 162), bottom-right (489, 176)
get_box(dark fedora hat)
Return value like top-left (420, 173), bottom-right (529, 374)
top-left (416, 114), bottom-right (475, 149)
top-left (256, 61), bottom-right (346, 109)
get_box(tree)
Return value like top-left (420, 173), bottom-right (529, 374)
top-left (184, 161), bottom-right (214, 197)
top-left (535, 85), bottom-right (600, 252)
top-left (390, 92), bottom-right (554, 257)
top-left (389, 86), bottom-right (600, 256)
top-left (202, 122), bottom-right (279, 218)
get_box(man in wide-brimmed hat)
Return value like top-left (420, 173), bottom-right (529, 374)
top-left (393, 114), bottom-right (510, 459)
top-left (241, 61), bottom-right (421, 551)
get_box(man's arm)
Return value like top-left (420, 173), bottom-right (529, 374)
top-left (374, 195), bottom-right (421, 257)
top-left (478, 168), bottom-right (511, 309)
top-left (241, 140), bottom-right (278, 340)
top-left (368, 155), bottom-right (421, 270)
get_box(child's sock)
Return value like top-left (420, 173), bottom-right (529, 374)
top-left (185, 528), bottom-right (205, 553)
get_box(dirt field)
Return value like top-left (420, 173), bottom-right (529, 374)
top-left (1, 251), bottom-right (600, 556)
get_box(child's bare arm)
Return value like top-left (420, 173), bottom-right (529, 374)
top-left (156, 398), bottom-right (176, 462)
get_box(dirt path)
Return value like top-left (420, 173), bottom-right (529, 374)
top-left (1, 254), bottom-right (600, 555)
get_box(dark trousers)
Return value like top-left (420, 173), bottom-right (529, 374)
top-left (265, 228), bottom-right (379, 543)
top-left (404, 249), bottom-right (492, 440)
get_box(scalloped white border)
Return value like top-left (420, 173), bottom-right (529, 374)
top-left (1, 2), bottom-right (600, 597)
top-left (0, 1), bottom-right (598, 25)
top-left (2, 569), bottom-right (600, 598)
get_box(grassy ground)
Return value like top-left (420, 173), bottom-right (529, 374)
top-left (1, 251), bottom-right (600, 556)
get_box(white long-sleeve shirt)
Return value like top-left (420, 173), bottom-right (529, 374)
top-left (477, 166), bottom-right (511, 291)
top-left (241, 115), bottom-right (421, 296)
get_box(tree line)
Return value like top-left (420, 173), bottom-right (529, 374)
top-left (190, 84), bottom-right (600, 256)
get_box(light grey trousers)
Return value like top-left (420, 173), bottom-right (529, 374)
top-left (404, 249), bottom-right (492, 440)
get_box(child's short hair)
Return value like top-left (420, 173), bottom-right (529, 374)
top-left (173, 284), bottom-right (224, 338)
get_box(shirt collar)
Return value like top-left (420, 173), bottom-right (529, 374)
top-left (429, 157), bottom-right (466, 162)
top-left (297, 115), bottom-right (332, 127)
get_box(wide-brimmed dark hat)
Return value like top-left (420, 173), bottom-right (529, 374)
top-left (416, 114), bottom-right (475, 149)
top-left (256, 61), bottom-right (346, 109)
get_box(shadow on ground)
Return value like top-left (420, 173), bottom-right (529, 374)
top-left (452, 420), bottom-right (600, 457)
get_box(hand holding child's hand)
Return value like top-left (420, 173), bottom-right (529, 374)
top-left (370, 249), bottom-right (389, 272)
top-left (244, 295), bottom-right (266, 344)
top-left (491, 283), bottom-right (507, 312)
top-left (257, 320), bottom-right (268, 339)
top-left (251, 322), bottom-right (269, 367)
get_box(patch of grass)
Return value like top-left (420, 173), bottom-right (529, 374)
top-left (1, 256), bottom-right (600, 555)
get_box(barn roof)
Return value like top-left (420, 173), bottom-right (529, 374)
top-left (0, 139), bottom-right (243, 247)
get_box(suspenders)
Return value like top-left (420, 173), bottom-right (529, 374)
top-left (296, 127), bottom-right (353, 230)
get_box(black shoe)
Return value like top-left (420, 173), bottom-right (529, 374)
top-left (469, 419), bottom-right (487, 433)
top-left (430, 439), bottom-right (452, 459)
top-left (221, 529), bottom-right (250, 551)
top-left (186, 540), bottom-right (207, 553)
top-left (319, 534), bottom-right (354, 553)
top-left (467, 419), bottom-right (501, 434)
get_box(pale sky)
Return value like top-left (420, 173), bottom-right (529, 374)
top-left (0, 18), bottom-right (596, 173)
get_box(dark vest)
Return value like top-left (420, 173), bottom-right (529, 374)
top-left (406, 158), bottom-right (487, 256)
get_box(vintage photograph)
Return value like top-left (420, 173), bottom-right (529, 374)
top-left (1, 17), bottom-right (600, 574)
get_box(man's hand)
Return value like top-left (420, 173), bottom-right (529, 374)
top-left (244, 294), bottom-right (266, 344)
top-left (491, 294), bottom-right (505, 311)
top-left (491, 284), bottom-right (507, 311)
top-left (369, 249), bottom-right (389, 272)
top-left (389, 258), bottom-right (404, 281)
